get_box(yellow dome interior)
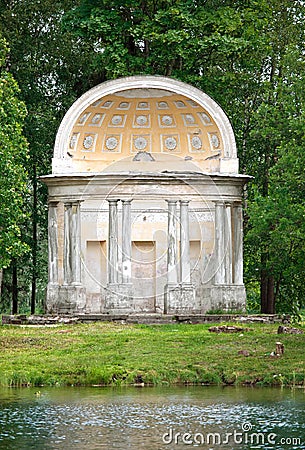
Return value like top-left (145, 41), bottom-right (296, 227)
top-left (67, 88), bottom-right (222, 172)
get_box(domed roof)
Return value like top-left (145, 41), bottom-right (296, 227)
top-left (53, 76), bottom-right (238, 174)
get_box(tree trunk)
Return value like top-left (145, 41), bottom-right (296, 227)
top-left (260, 270), bottom-right (268, 313)
top-left (0, 268), bottom-right (3, 299)
top-left (31, 164), bottom-right (37, 315)
top-left (261, 271), bottom-right (275, 314)
top-left (12, 261), bottom-right (18, 314)
top-left (266, 276), bottom-right (275, 313)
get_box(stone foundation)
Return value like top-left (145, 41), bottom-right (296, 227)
top-left (164, 283), bottom-right (198, 314)
top-left (46, 283), bottom-right (246, 315)
top-left (104, 283), bottom-right (134, 313)
top-left (46, 284), bottom-right (86, 314)
top-left (2, 313), bottom-right (290, 326)
top-left (200, 285), bottom-right (246, 313)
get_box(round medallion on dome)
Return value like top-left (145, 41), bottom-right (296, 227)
top-left (161, 115), bottom-right (173, 126)
top-left (91, 113), bottom-right (102, 124)
top-left (199, 112), bottom-right (212, 125)
top-left (158, 101), bottom-right (168, 109)
top-left (210, 134), bottom-right (220, 148)
top-left (165, 137), bottom-right (177, 150)
top-left (138, 101), bottom-right (149, 109)
top-left (134, 136), bottom-right (148, 150)
top-left (185, 114), bottom-right (195, 124)
top-left (102, 100), bottom-right (113, 108)
top-left (69, 133), bottom-right (78, 149)
top-left (111, 115), bottom-right (123, 125)
top-left (106, 137), bottom-right (118, 150)
top-left (118, 101), bottom-right (129, 109)
top-left (78, 112), bottom-right (90, 125)
top-left (136, 115), bottom-right (148, 126)
top-left (83, 135), bottom-right (94, 149)
top-left (188, 100), bottom-right (199, 107)
top-left (192, 136), bottom-right (202, 150)
top-left (175, 100), bottom-right (186, 108)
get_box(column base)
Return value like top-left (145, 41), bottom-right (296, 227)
top-left (46, 283), bottom-right (59, 313)
top-left (104, 283), bottom-right (134, 313)
top-left (46, 283), bottom-right (86, 314)
top-left (200, 284), bottom-right (246, 313)
top-left (164, 283), bottom-right (197, 314)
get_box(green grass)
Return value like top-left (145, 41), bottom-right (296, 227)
top-left (0, 322), bottom-right (304, 387)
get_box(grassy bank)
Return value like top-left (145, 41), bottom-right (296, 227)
top-left (0, 322), bottom-right (304, 388)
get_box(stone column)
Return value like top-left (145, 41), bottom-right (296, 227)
top-left (180, 200), bottom-right (191, 284)
top-left (108, 200), bottom-right (119, 284)
top-left (166, 200), bottom-right (178, 285)
top-left (63, 201), bottom-right (82, 285)
top-left (63, 202), bottom-right (72, 285)
top-left (71, 201), bottom-right (82, 285)
top-left (122, 199), bottom-right (132, 283)
top-left (56, 200), bottom-right (85, 314)
top-left (48, 201), bottom-right (59, 285)
top-left (233, 202), bottom-right (243, 285)
top-left (224, 202), bottom-right (233, 284)
top-left (214, 201), bottom-right (225, 284)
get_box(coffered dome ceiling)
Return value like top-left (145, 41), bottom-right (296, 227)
top-left (52, 77), bottom-right (238, 174)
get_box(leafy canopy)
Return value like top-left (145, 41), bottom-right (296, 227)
top-left (0, 37), bottom-right (29, 268)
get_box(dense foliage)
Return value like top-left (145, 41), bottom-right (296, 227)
top-left (0, 0), bottom-right (304, 314)
top-left (0, 37), bottom-right (29, 269)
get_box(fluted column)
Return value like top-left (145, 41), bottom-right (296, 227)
top-left (122, 199), bottom-right (132, 283)
top-left (166, 200), bottom-right (178, 285)
top-left (48, 201), bottom-right (59, 284)
top-left (63, 201), bottom-right (82, 285)
top-left (71, 201), bottom-right (82, 285)
top-left (180, 200), bottom-right (191, 284)
top-left (214, 201), bottom-right (225, 284)
top-left (224, 202), bottom-right (233, 284)
top-left (233, 202), bottom-right (243, 284)
top-left (63, 202), bottom-right (72, 285)
top-left (108, 199), bottom-right (119, 284)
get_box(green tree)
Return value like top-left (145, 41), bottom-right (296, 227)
top-left (0, 0), bottom-right (94, 313)
top-left (63, 0), bottom-right (268, 86)
top-left (0, 37), bottom-right (29, 310)
top-left (1, 0), bottom-right (304, 315)
top-left (243, 1), bottom-right (305, 314)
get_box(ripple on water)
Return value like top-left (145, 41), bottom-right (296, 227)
top-left (0, 387), bottom-right (304, 449)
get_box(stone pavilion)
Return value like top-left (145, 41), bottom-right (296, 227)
top-left (41, 75), bottom-right (250, 314)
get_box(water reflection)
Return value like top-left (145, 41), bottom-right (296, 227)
top-left (0, 386), bottom-right (304, 449)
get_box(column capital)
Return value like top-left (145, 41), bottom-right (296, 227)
top-left (48, 200), bottom-right (59, 207)
top-left (180, 200), bottom-right (190, 206)
top-left (166, 199), bottom-right (178, 205)
top-left (71, 199), bottom-right (83, 206)
top-left (107, 199), bottom-right (119, 205)
top-left (214, 200), bottom-right (225, 206)
top-left (121, 199), bottom-right (132, 204)
top-left (63, 200), bottom-right (83, 207)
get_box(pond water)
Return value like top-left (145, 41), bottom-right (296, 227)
top-left (0, 386), bottom-right (304, 449)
